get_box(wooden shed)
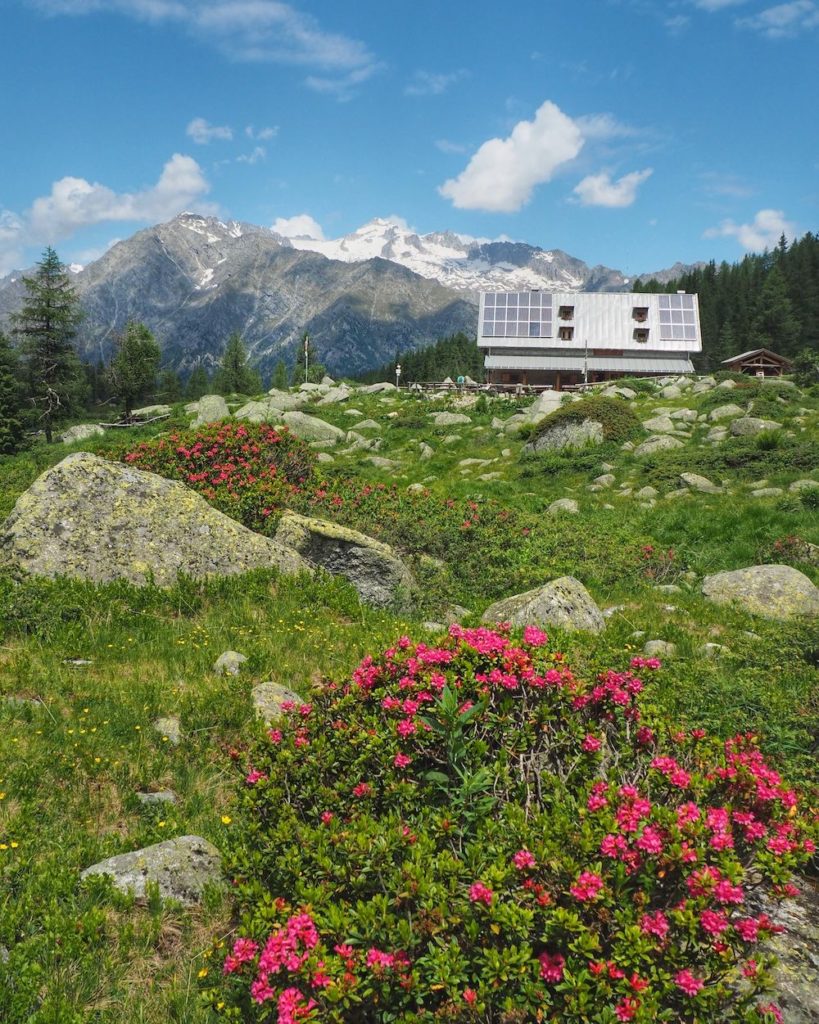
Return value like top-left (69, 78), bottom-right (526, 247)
top-left (720, 348), bottom-right (793, 377)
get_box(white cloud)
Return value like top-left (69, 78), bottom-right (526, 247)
top-left (435, 139), bottom-right (468, 154)
top-left (246, 124), bottom-right (278, 140)
top-left (0, 211), bottom-right (26, 275)
top-left (704, 208), bottom-right (796, 250)
top-left (404, 69), bottom-right (467, 97)
top-left (575, 113), bottom-right (640, 141)
top-left (737, 0), bottom-right (819, 36)
top-left (27, 154), bottom-right (211, 239)
top-left (692, 0), bottom-right (748, 10)
top-left (572, 168), bottom-right (653, 207)
top-left (30, 1), bottom-right (382, 89)
top-left (236, 146), bottom-right (267, 165)
top-left (699, 170), bottom-right (755, 198)
top-left (438, 100), bottom-right (584, 212)
top-left (272, 213), bottom-right (325, 239)
top-left (186, 117), bottom-right (233, 143)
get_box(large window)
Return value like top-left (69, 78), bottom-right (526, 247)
top-left (481, 292), bottom-right (553, 338)
top-left (658, 294), bottom-right (697, 341)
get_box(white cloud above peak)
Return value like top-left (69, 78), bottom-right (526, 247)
top-left (438, 100), bottom-right (584, 212)
top-left (704, 208), bottom-right (795, 250)
top-left (28, 154), bottom-right (211, 240)
top-left (573, 168), bottom-right (653, 208)
top-left (737, 1), bottom-right (819, 37)
top-left (272, 213), bottom-right (325, 239)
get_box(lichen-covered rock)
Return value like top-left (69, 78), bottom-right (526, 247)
top-left (61, 423), bottom-right (105, 443)
top-left (642, 415), bottom-right (676, 434)
top-left (708, 403), bottom-right (745, 422)
top-left (679, 472), bottom-right (723, 494)
top-left (523, 419), bottom-right (604, 454)
top-left (213, 650), bottom-right (247, 676)
top-left (132, 405), bottom-right (172, 419)
top-left (702, 564), bottom-right (819, 620)
top-left (252, 681), bottom-right (302, 724)
top-left (153, 716), bottom-right (181, 745)
top-left (755, 883), bottom-right (819, 1024)
top-left (234, 398), bottom-right (283, 423)
top-left (80, 835), bottom-right (222, 905)
top-left (281, 411), bottom-right (345, 444)
top-left (730, 416), bottom-right (782, 436)
top-left (431, 411), bottom-right (472, 426)
top-left (273, 511), bottom-right (415, 609)
top-left (191, 394), bottom-right (229, 427)
top-left (548, 498), bottom-right (580, 515)
top-left (0, 452), bottom-right (308, 587)
top-left (482, 576), bottom-right (605, 633)
top-left (633, 434), bottom-right (684, 456)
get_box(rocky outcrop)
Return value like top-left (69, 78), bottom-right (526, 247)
top-left (702, 564), bottom-right (819, 621)
top-left (730, 416), bottom-right (782, 437)
top-left (61, 423), bottom-right (105, 443)
top-left (281, 411), bottom-right (345, 444)
top-left (523, 419), bottom-right (604, 454)
top-left (0, 452), bottom-right (309, 587)
top-left (273, 511), bottom-right (415, 608)
top-left (482, 576), bottom-right (605, 633)
top-left (252, 681), bottom-right (302, 724)
top-left (191, 394), bottom-right (229, 427)
top-left (633, 434), bottom-right (684, 456)
top-left (80, 835), bottom-right (222, 905)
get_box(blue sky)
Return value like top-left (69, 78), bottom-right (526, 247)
top-left (2, 0), bottom-right (817, 276)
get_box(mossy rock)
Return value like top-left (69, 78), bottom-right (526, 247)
top-left (528, 396), bottom-right (643, 447)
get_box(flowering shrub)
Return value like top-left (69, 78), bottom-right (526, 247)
top-left (120, 422), bottom-right (315, 530)
top-left (205, 627), bottom-right (814, 1023)
top-left (639, 544), bottom-right (687, 584)
top-left (757, 534), bottom-right (819, 568)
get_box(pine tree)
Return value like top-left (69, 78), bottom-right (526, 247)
top-left (186, 365), bottom-right (211, 400)
top-left (0, 331), bottom-right (25, 454)
top-left (271, 360), bottom-right (289, 391)
top-left (106, 321), bottom-right (161, 417)
top-left (157, 369), bottom-right (183, 402)
top-left (749, 267), bottom-right (801, 355)
top-left (11, 246), bottom-right (85, 443)
top-left (213, 332), bottom-right (262, 395)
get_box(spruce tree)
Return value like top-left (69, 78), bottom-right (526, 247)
top-left (213, 332), bottom-right (262, 395)
top-left (0, 331), bottom-right (25, 454)
top-left (186, 365), bottom-right (210, 399)
top-left (749, 267), bottom-right (801, 355)
top-left (106, 321), bottom-right (161, 418)
top-left (157, 369), bottom-right (183, 402)
top-left (271, 360), bottom-right (289, 391)
top-left (11, 246), bottom-right (84, 443)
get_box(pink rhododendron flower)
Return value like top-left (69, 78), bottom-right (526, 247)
top-left (469, 881), bottom-right (493, 905)
top-left (523, 625), bottom-right (548, 646)
top-left (582, 734), bottom-right (602, 753)
top-left (538, 952), bottom-right (565, 983)
top-left (393, 753), bottom-right (412, 769)
top-left (570, 871), bottom-right (604, 902)
top-left (512, 849), bottom-right (536, 870)
top-left (674, 969), bottom-right (704, 996)
top-left (640, 910), bottom-right (669, 939)
top-left (700, 909), bottom-right (729, 935)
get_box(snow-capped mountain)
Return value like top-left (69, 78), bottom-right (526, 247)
top-left (276, 217), bottom-right (631, 294)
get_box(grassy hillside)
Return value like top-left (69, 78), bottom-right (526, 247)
top-left (0, 373), bottom-right (817, 1022)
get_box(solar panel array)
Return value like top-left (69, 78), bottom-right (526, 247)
top-left (481, 291), bottom-right (553, 338)
top-left (658, 293), bottom-right (697, 341)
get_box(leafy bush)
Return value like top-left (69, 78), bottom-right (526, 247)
top-left (638, 437), bottom-right (819, 488)
top-left (529, 396), bottom-right (643, 445)
top-left (119, 422), bottom-right (316, 531)
top-left (206, 627), bottom-right (814, 1023)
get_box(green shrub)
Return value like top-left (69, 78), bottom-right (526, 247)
top-left (529, 396), bottom-right (643, 445)
top-left (206, 626), bottom-right (814, 1023)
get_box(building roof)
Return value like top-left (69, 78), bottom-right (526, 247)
top-left (484, 354), bottom-right (695, 374)
top-left (721, 348), bottom-right (793, 365)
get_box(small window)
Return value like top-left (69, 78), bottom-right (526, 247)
top-left (558, 305), bottom-right (574, 320)
top-left (634, 328), bottom-right (649, 343)
top-left (632, 306), bottom-right (649, 322)
top-left (558, 326), bottom-right (574, 341)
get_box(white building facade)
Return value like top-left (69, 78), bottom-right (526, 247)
top-left (478, 290), bottom-right (701, 389)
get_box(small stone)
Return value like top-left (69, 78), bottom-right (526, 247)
top-left (136, 790), bottom-right (178, 806)
top-left (593, 473), bottom-right (616, 487)
top-left (789, 479), bottom-right (819, 492)
top-left (316, 452), bottom-right (335, 464)
top-left (633, 435), bottom-right (684, 456)
top-left (643, 640), bottom-right (676, 657)
top-left (442, 434), bottom-right (462, 445)
top-left (252, 681), bottom-right (301, 724)
top-left (698, 642), bottom-right (730, 659)
top-left (730, 417), bottom-right (782, 437)
top-left (153, 716), bottom-right (181, 746)
top-left (407, 483), bottom-right (426, 493)
top-left (80, 836), bottom-right (222, 906)
top-left (708, 403), bottom-right (744, 422)
top-left (419, 443), bottom-right (434, 460)
top-left (635, 486), bottom-right (658, 500)
top-left (654, 584), bottom-right (682, 593)
top-left (751, 487), bottom-right (784, 497)
top-left (213, 650), bottom-right (247, 677)
top-left (664, 488), bottom-right (690, 500)
top-left (548, 498), bottom-right (579, 515)
top-left (679, 472), bottom-right (722, 494)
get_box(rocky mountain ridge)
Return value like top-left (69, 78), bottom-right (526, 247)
top-left (0, 213), bottom-right (701, 376)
